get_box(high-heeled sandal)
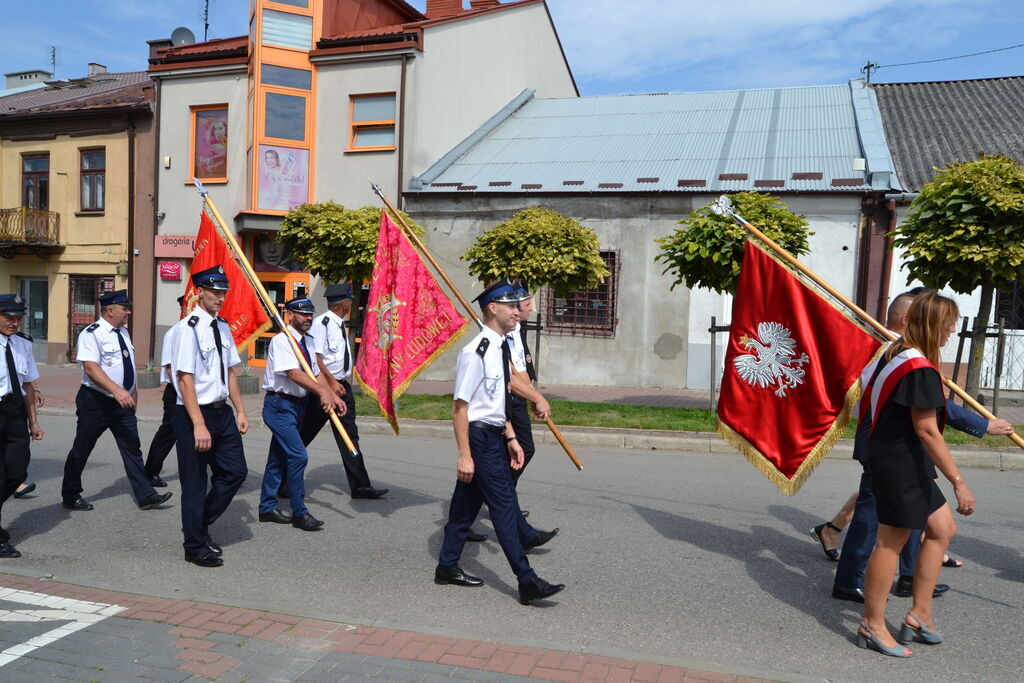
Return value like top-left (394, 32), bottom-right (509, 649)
top-left (899, 613), bottom-right (943, 645)
top-left (857, 622), bottom-right (912, 657)
top-left (809, 521), bottom-right (841, 561)
top-left (942, 554), bottom-right (963, 568)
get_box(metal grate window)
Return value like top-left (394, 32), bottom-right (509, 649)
top-left (543, 250), bottom-right (619, 337)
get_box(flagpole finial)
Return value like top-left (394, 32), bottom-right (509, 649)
top-left (192, 178), bottom-right (209, 198)
top-left (369, 180), bottom-right (383, 197)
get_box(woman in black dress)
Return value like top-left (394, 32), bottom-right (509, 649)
top-left (858, 292), bottom-right (976, 657)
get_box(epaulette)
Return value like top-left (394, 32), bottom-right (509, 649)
top-left (187, 315), bottom-right (199, 327)
top-left (15, 331), bottom-right (32, 342)
top-left (475, 338), bottom-right (490, 358)
top-left (217, 316), bottom-right (228, 323)
top-left (86, 323), bottom-right (100, 332)
top-left (322, 317), bottom-right (330, 326)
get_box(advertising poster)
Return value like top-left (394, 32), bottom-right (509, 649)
top-left (258, 144), bottom-right (309, 211)
top-left (193, 108), bottom-right (228, 179)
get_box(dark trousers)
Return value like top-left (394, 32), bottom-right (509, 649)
top-left (62, 386), bottom-right (155, 504)
top-left (144, 383), bottom-right (178, 478)
top-left (260, 393), bottom-right (310, 516)
top-left (507, 395), bottom-right (535, 486)
top-left (0, 395), bottom-right (30, 543)
top-left (834, 467), bottom-right (922, 591)
top-left (172, 404), bottom-right (247, 554)
top-left (438, 426), bottom-right (538, 584)
top-left (299, 380), bottom-right (372, 493)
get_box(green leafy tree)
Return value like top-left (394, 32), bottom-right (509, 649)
top-left (462, 206), bottom-right (609, 295)
top-left (655, 192), bottom-right (812, 294)
top-left (892, 154), bottom-right (1024, 396)
top-left (277, 202), bottom-right (424, 284)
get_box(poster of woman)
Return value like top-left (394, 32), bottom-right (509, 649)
top-left (258, 144), bottom-right (309, 211)
top-left (193, 108), bottom-right (228, 179)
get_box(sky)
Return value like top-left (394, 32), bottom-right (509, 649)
top-left (1, 0), bottom-right (1021, 95)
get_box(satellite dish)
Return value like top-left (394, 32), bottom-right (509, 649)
top-left (171, 27), bottom-right (196, 46)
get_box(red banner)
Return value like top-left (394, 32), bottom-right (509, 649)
top-left (355, 211), bottom-right (471, 434)
top-left (181, 213), bottom-right (271, 350)
top-left (717, 241), bottom-right (883, 495)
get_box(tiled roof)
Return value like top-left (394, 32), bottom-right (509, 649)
top-left (160, 35), bottom-right (248, 57)
top-left (0, 71), bottom-right (151, 116)
top-left (872, 76), bottom-right (1024, 192)
top-left (412, 82), bottom-right (899, 194)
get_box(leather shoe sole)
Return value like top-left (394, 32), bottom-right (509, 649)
top-left (259, 509), bottom-right (292, 524)
top-left (524, 528), bottom-right (559, 551)
top-left (185, 552), bottom-right (223, 568)
top-left (435, 567), bottom-right (484, 587)
top-left (831, 585), bottom-right (865, 603)
top-left (62, 498), bottom-right (94, 511)
top-left (352, 487), bottom-right (389, 499)
top-left (139, 492), bottom-right (173, 510)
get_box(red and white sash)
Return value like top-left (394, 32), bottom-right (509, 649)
top-left (858, 346), bottom-right (939, 433)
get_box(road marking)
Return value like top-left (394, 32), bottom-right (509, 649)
top-left (0, 587), bottom-right (125, 667)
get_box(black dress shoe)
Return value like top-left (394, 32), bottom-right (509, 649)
top-left (62, 496), bottom-right (94, 511)
top-left (466, 530), bottom-right (488, 543)
top-left (206, 539), bottom-right (223, 556)
top-left (894, 576), bottom-right (949, 598)
top-left (351, 487), bottom-right (389, 499)
top-left (184, 550), bottom-right (223, 568)
top-left (524, 528), bottom-right (559, 551)
top-left (518, 576), bottom-right (565, 604)
top-left (259, 508), bottom-right (292, 524)
top-left (139, 492), bottom-right (173, 510)
top-left (150, 475), bottom-right (167, 488)
top-left (292, 513), bottom-right (324, 531)
top-left (434, 566), bottom-right (484, 587)
top-left (13, 482), bottom-right (36, 498)
top-left (831, 585), bottom-right (865, 603)
top-left (0, 542), bottom-right (22, 558)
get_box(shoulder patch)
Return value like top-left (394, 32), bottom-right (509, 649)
top-left (187, 316), bottom-right (199, 328)
top-left (86, 323), bottom-right (100, 332)
top-left (217, 316), bottom-right (228, 324)
top-left (475, 338), bottom-right (490, 358)
top-left (322, 317), bottom-right (330, 325)
top-left (15, 331), bottom-right (33, 342)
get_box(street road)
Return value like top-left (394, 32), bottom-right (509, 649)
top-left (3, 414), bottom-right (1022, 682)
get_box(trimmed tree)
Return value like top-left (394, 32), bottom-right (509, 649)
top-left (461, 206), bottom-right (609, 294)
top-left (892, 154), bottom-right (1024, 397)
top-left (277, 202), bottom-right (424, 284)
top-left (656, 192), bottom-right (812, 294)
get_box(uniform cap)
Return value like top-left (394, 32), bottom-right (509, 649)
top-left (324, 282), bottom-right (355, 301)
top-left (99, 289), bottom-right (132, 307)
top-left (473, 278), bottom-right (520, 307)
top-left (285, 297), bottom-right (316, 314)
top-left (192, 265), bottom-right (231, 291)
top-left (0, 293), bottom-right (27, 315)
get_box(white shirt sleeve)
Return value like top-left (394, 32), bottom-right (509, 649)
top-left (75, 327), bottom-right (101, 364)
top-left (174, 323), bottom-right (200, 376)
top-left (453, 347), bottom-right (483, 403)
top-left (272, 333), bottom-right (302, 374)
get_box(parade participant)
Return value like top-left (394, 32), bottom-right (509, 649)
top-left (300, 282), bottom-right (388, 499)
top-left (506, 281), bottom-right (552, 487)
top-left (258, 296), bottom-right (345, 531)
top-left (0, 294), bottom-right (43, 558)
top-left (831, 290), bottom-right (1012, 603)
top-left (12, 384), bottom-right (43, 499)
top-left (145, 295), bottom-right (188, 488)
top-left (172, 268), bottom-right (249, 568)
top-left (60, 289), bottom-right (172, 512)
top-left (435, 279), bottom-right (564, 605)
top-left (858, 291), bottom-right (975, 657)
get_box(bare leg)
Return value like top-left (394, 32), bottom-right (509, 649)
top-left (863, 523), bottom-right (911, 648)
top-left (909, 504), bottom-right (956, 631)
top-left (821, 491), bottom-right (858, 549)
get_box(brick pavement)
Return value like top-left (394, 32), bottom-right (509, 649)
top-left (0, 573), bottom-right (777, 682)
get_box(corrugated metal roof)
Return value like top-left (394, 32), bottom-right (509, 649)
top-left (872, 77), bottom-right (1024, 192)
top-left (413, 82), bottom-right (901, 194)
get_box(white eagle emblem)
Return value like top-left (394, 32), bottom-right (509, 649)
top-left (733, 322), bottom-right (810, 397)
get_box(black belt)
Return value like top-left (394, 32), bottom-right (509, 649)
top-left (200, 400), bottom-right (228, 410)
top-left (267, 390), bottom-right (303, 404)
top-left (468, 420), bottom-right (504, 435)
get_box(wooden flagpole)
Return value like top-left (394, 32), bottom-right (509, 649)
top-left (192, 180), bottom-right (360, 457)
top-left (369, 182), bottom-right (583, 470)
top-left (710, 195), bottom-right (1024, 450)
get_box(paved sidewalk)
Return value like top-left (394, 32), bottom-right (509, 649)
top-left (0, 573), bottom-right (775, 682)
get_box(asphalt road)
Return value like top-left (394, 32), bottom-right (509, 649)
top-left (3, 414), bottom-right (1022, 682)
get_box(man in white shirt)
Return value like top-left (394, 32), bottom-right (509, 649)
top-left (145, 295), bottom-right (188, 488)
top-left (258, 297), bottom-right (345, 531)
top-left (171, 267), bottom-right (249, 568)
top-left (60, 289), bottom-right (172, 512)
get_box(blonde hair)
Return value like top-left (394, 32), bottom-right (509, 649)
top-left (890, 291), bottom-right (959, 366)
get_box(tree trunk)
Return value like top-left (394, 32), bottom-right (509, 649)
top-left (966, 282), bottom-right (994, 399)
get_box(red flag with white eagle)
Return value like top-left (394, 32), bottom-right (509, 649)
top-left (716, 240), bottom-right (883, 495)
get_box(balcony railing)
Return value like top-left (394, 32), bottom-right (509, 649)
top-left (0, 207), bottom-right (61, 245)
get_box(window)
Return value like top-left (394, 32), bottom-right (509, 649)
top-left (262, 9), bottom-right (312, 50)
top-left (261, 64), bottom-right (311, 90)
top-left (80, 148), bottom-right (105, 211)
top-left (22, 154), bottom-right (49, 210)
top-left (264, 91), bottom-right (307, 141)
top-left (348, 94), bottom-right (396, 151)
top-left (544, 251), bottom-right (620, 337)
top-left (190, 106), bottom-right (229, 181)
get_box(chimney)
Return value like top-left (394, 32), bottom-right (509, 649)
top-left (425, 0), bottom-right (465, 18)
top-left (470, 0), bottom-right (501, 7)
top-left (4, 69), bottom-right (52, 89)
top-left (87, 63), bottom-right (108, 76)
top-left (147, 38), bottom-right (174, 61)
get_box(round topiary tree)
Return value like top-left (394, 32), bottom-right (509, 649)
top-left (277, 202), bottom-right (424, 284)
top-left (461, 206), bottom-right (609, 294)
top-left (655, 192), bottom-right (812, 294)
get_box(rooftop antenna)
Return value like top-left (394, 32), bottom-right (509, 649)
top-left (49, 45), bottom-right (57, 79)
top-left (200, 0), bottom-right (210, 41)
top-left (861, 60), bottom-right (878, 83)
top-left (171, 26), bottom-right (196, 46)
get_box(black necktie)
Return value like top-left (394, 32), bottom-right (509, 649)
top-left (520, 326), bottom-right (536, 382)
top-left (340, 321), bottom-right (350, 374)
top-left (299, 336), bottom-right (311, 367)
top-left (4, 339), bottom-right (20, 397)
top-left (211, 320), bottom-right (226, 386)
top-left (116, 328), bottom-right (134, 389)
top-left (500, 339), bottom-right (512, 394)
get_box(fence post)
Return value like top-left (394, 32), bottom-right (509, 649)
top-left (992, 317), bottom-right (1007, 418)
top-left (709, 316), bottom-right (717, 411)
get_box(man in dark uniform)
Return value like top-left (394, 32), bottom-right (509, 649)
top-left (0, 294), bottom-right (44, 558)
top-left (435, 279), bottom-right (564, 605)
top-left (506, 282), bottom-right (552, 487)
top-left (171, 267), bottom-right (250, 567)
top-left (61, 289), bottom-right (172, 512)
top-left (145, 295), bottom-right (188, 487)
top-left (300, 282), bottom-right (387, 499)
